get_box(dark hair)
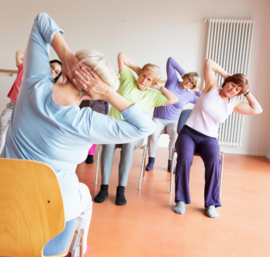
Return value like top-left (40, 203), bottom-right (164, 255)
top-left (50, 59), bottom-right (62, 83)
top-left (221, 73), bottom-right (249, 96)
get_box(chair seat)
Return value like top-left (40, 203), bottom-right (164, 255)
top-left (43, 218), bottom-right (77, 256)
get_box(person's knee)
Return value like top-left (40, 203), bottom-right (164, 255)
top-left (177, 151), bottom-right (193, 164)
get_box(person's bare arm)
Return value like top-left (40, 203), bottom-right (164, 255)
top-left (233, 93), bottom-right (263, 115)
top-left (117, 53), bottom-right (141, 75)
top-left (51, 31), bottom-right (90, 90)
top-left (16, 51), bottom-right (24, 66)
top-left (151, 82), bottom-right (179, 106)
top-left (204, 59), bottom-right (230, 93)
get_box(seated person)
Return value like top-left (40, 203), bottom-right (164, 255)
top-left (1, 13), bottom-right (156, 253)
top-left (94, 53), bottom-right (179, 206)
top-left (174, 59), bottom-right (263, 218)
top-left (146, 57), bottom-right (201, 172)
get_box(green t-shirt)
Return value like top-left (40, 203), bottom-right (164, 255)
top-left (109, 66), bottom-right (167, 120)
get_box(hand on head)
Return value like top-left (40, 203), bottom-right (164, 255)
top-left (61, 52), bottom-right (91, 90)
top-left (150, 82), bottom-right (162, 91)
top-left (78, 68), bottom-right (111, 101)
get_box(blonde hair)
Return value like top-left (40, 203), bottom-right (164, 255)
top-left (75, 50), bottom-right (118, 90)
top-left (183, 72), bottom-right (201, 88)
top-left (139, 63), bottom-right (162, 85)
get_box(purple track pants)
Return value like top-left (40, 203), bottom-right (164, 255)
top-left (175, 126), bottom-right (221, 208)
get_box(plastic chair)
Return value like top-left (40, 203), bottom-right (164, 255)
top-left (0, 158), bottom-right (84, 257)
top-left (95, 142), bottom-right (148, 189)
top-left (169, 110), bottom-right (224, 197)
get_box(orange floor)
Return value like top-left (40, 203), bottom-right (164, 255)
top-left (76, 148), bottom-right (270, 257)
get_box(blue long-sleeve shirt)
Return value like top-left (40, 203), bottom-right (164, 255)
top-left (154, 57), bottom-right (201, 121)
top-left (1, 13), bottom-right (156, 220)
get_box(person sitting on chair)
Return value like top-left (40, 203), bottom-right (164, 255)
top-left (1, 13), bottom-right (156, 254)
top-left (174, 59), bottom-right (263, 218)
top-left (94, 53), bottom-right (179, 206)
top-left (146, 57), bottom-right (201, 172)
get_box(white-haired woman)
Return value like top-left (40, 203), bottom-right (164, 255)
top-left (94, 53), bottom-right (179, 206)
top-left (1, 13), bottom-right (156, 254)
top-left (146, 57), bottom-right (201, 172)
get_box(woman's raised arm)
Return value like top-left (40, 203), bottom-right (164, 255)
top-left (204, 59), bottom-right (229, 92)
top-left (233, 93), bottom-right (263, 115)
top-left (166, 57), bottom-right (185, 82)
top-left (117, 53), bottom-right (141, 75)
top-left (25, 13), bottom-right (90, 90)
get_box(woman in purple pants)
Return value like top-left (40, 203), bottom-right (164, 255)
top-left (174, 59), bottom-right (263, 218)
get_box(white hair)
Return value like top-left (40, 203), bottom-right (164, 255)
top-left (75, 49), bottom-right (118, 90)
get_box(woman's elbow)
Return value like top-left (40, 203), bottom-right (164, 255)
top-left (118, 52), bottom-right (124, 61)
top-left (139, 119), bottom-right (156, 135)
top-left (167, 96), bottom-right (178, 106)
top-left (255, 107), bottom-right (263, 114)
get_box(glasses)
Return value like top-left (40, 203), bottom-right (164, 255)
top-left (50, 64), bottom-right (60, 75)
top-left (186, 76), bottom-right (196, 88)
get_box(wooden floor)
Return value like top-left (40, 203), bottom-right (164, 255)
top-left (76, 148), bottom-right (270, 257)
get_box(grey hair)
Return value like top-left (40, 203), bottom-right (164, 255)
top-left (75, 49), bottom-right (118, 90)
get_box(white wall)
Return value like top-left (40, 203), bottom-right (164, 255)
top-left (0, 0), bottom-right (270, 157)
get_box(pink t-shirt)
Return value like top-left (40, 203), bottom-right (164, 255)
top-left (185, 87), bottom-right (235, 138)
top-left (7, 63), bottom-right (23, 102)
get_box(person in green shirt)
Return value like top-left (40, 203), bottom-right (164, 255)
top-left (94, 53), bottom-right (179, 206)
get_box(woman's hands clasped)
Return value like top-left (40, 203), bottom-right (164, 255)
top-left (74, 67), bottom-right (111, 101)
top-left (61, 52), bottom-right (91, 90)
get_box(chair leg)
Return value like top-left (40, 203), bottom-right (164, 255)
top-left (95, 145), bottom-right (101, 185)
top-left (138, 145), bottom-right (147, 190)
top-left (170, 149), bottom-right (175, 194)
top-left (79, 230), bottom-right (84, 256)
top-left (219, 152), bottom-right (224, 199)
top-left (71, 229), bottom-right (84, 257)
top-left (143, 145), bottom-right (147, 178)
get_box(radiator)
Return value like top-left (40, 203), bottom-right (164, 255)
top-left (205, 18), bottom-right (255, 147)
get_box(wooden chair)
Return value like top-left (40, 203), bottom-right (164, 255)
top-left (0, 158), bottom-right (83, 257)
top-left (169, 109), bottom-right (224, 197)
top-left (95, 142), bottom-right (148, 189)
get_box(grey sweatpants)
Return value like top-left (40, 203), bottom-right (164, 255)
top-left (0, 100), bottom-right (15, 134)
top-left (101, 138), bottom-right (144, 187)
top-left (148, 117), bottom-right (178, 160)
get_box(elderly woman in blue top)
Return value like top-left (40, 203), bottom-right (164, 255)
top-left (1, 13), bottom-right (156, 254)
top-left (146, 57), bottom-right (201, 172)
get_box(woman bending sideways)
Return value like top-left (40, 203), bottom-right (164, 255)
top-left (174, 59), bottom-right (262, 218)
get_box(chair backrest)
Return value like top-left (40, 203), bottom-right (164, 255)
top-left (177, 109), bottom-right (193, 134)
top-left (0, 158), bottom-right (65, 257)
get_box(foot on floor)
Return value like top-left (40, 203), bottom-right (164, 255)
top-left (146, 157), bottom-right (155, 171)
top-left (94, 184), bottom-right (108, 203)
top-left (167, 159), bottom-right (175, 173)
top-left (206, 205), bottom-right (219, 218)
top-left (85, 154), bottom-right (94, 164)
top-left (116, 186), bottom-right (127, 205)
top-left (174, 201), bottom-right (186, 214)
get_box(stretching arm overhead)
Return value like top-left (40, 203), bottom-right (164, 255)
top-left (117, 52), bottom-right (141, 75)
top-left (203, 59), bottom-right (229, 93)
top-left (233, 93), bottom-right (263, 115)
top-left (15, 51), bottom-right (24, 66)
top-left (166, 57), bottom-right (185, 83)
